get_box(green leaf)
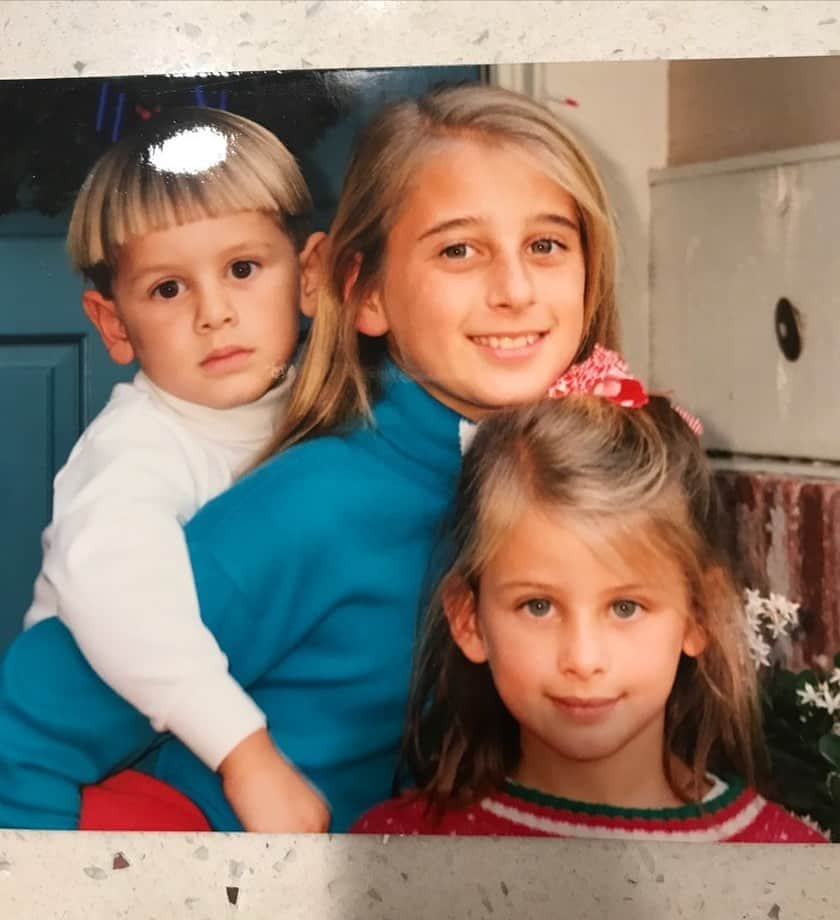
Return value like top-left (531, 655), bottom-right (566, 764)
top-left (819, 734), bottom-right (840, 770)
top-left (794, 670), bottom-right (819, 690)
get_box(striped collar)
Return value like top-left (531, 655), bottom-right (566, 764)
top-left (480, 776), bottom-right (766, 842)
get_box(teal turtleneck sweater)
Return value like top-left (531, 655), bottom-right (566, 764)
top-left (0, 364), bottom-right (466, 832)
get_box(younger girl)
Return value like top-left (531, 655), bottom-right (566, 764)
top-left (0, 83), bottom-right (618, 834)
top-left (353, 393), bottom-right (826, 842)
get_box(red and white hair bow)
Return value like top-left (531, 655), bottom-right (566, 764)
top-left (457, 345), bottom-right (702, 456)
top-left (547, 344), bottom-right (703, 436)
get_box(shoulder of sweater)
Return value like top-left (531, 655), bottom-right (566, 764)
top-left (185, 433), bottom-right (374, 539)
top-left (748, 795), bottom-right (830, 843)
top-left (351, 793), bottom-right (437, 835)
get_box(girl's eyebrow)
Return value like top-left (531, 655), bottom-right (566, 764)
top-left (539, 213), bottom-right (580, 233)
top-left (495, 579), bottom-right (559, 594)
top-left (417, 216), bottom-right (480, 242)
top-left (417, 212), bottom-right (580, 242)
top-left (494, 579), bottom-right (658, 597)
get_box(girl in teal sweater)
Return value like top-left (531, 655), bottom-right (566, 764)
top-left (0, 83), bottom-right (622, 833)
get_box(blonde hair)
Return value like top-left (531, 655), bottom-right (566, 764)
top-left (264, 82), bottom-right (620, 458)
top-left (67, 107), bottom-right (312, 297)
top-left (404, 396), bottom-right (764, 810)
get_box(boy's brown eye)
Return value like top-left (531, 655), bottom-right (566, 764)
top-left (231, 260), bottom-right (255, 279)
top-left (156, 280), bottom-right (180, 299)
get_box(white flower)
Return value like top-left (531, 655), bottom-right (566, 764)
top-left (744, 588), bottom-right (764, 614)
top-left (748, 628), bottom-right (772, 669)
top-left (797, 684), bottom-right (822, 708)
top-left (762, 592), bottom-right (800, 638)
top-left (797, 680), bottom-right (840, 716)
top-left (742, 587), bottom-right (800, 668)
top-left (829, 668), bottom-right (840, 687)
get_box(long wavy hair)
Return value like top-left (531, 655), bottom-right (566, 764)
top-left (403, 395), bottom-right (764, 810)
top-left (256, 82), bottom-right (620, 461)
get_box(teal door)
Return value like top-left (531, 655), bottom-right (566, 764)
top-left (0, 211), bottom-right (134, 652)
top-left (0, 65), bottom-right (482, 655)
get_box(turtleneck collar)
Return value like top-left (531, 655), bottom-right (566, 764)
top-left (368, 361), bottom-right (470, 483)
top-left (133, 367), bottom-right (296, 448)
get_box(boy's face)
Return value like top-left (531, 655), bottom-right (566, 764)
top-left (85, 211), bottom-right (307, 409)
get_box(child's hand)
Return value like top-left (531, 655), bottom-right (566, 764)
top-left (218, 728), bottom-right (330, 833)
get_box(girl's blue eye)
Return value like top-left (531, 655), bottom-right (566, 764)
top-left (523, 598), bottom-right (552, 618)
top-left (612, 599), bottom-right (640, 620)
top-left (231, 260), bottom-right (257, 279)
top-left (154, 279), bottom-right (181, 299)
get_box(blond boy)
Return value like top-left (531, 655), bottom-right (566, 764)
top-left (24, 108), bottom-right (327, 831)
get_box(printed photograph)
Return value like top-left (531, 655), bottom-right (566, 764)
top-left (0, 56), bottom-right (837, 842)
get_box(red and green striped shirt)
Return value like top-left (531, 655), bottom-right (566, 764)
top-left (352, 777), bottom-right (827, 843)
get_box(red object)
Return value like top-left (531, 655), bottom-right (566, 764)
top-left (352, 781), bottom-right (827, 843)
top-left (79, 769), bottom-right (211, 831)
top-left (547, 344), bottom-right (703, 435)
top-left (135, 104), bottom-right (162, 121)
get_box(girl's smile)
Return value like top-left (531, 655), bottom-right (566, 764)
top-left (468, 330), bottom-right (549, 360)
top-left (356, 137), bottom-right (586, 421)
top-left (549, 695), bottom-right (622, 724)
top-left (450, 501), bottom-right (706, 807)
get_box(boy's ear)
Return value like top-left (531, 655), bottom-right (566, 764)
top-left (298, 231), bottom-right (327, 319)
top-left (442, 577), bottom-right (487, 664)
top-left (82, 290), bottom-right (135, 365)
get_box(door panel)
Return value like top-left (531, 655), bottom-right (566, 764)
top-left (0, 221), bottom-right (134, 651)
top-left (0, 339), bottom-right (83, 649)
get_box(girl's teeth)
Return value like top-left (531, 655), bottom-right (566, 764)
top-left (474, 333), bottom-right (540, 349)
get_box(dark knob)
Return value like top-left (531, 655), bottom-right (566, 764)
top-left (774, 297), bottom-right (802, 362)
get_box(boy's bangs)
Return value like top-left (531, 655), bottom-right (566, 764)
top-left (107, 159), bottom-right (290, 259)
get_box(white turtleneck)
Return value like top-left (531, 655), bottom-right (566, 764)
top-left (24, 368), bottom-right (295, 771)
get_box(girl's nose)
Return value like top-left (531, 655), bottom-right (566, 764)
top-left (487, 251), bottom-right (536, 312)
top-left (558, 617), bottom-right (608, 680)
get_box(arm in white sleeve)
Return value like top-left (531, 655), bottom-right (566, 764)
top-left (38, 409), bottom-right (265, 770)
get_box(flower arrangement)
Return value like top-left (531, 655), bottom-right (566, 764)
top-left (746, 589), bottom-right (840, 841)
